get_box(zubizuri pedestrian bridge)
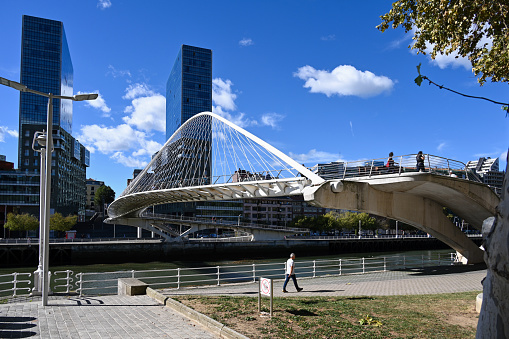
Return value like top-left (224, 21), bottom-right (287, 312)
top-left (107, 112), bottom-right (499, 264)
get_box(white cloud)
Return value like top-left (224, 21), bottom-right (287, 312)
top-left (294, 65), bottom-right (395, 98)
top-left (239, 38), bottom-right (254, 47)
top-left (212, 78), bottom-right (237, 111)
top-left (411, 26), bottom-right (492, 70)
top-left (78, 124), bottom-right (140, 153)
top-left (78, 82), bottom-right (166, 169)
top-left (0, 126), bottom-right (18, 142)
top-left (123, 94), bottom-right (166, 132)
top-left (111, 152), bottom-right (147, 168)
top-left (320, 34), bottom-right (336, 41)
top-left (107, 65), bottom-right (131, 78)
top-left (213, 106), bottom-right (256, 128)
top-left (79, 91), bottom-right (111, 116)
top-left (437, 142), bottom-right (447, 151)
top-left (97, 0), bottom-right (112, 9)
top-left (261, 113), bottom-right (284, 129)
top-left (77, 123), bottom-right (162, 168)
top-left (288, 149), bottom-right (341, 164)
top-left (426, 46), bottom-right (472, 70)
top-left (212, 77), bottom-right (285, 129)
top-left (501, 150), bottom-right (508, 164)
top-left (349, 121), bottom-right (354, 137)
top-left (123, 83), bottom-right (155, 100)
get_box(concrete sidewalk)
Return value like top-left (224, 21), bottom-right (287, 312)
top-left (159, 265), bottom-right (486, 298)
top-left (0, 295), bottom-right (218, 338)
top-left (0, 265), bottom-right (486, 338)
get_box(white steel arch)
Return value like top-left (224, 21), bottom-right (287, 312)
top-left (109, 112), bottom-right (324, 219)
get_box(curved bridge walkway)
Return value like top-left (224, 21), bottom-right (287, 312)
top-left (107, 112), bottom-right (499, 264)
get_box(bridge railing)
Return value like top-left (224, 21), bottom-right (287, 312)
top-left (325, 154), bottom-right (480, 182)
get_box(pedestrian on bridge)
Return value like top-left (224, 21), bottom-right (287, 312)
top-left (416, 151), bottom-right (425, 172)
top-left (386, 152), bottom-right (395, 173)
top-left (282, 253), bottom-right (303, 293)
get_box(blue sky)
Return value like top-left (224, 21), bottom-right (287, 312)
top-left (0, 0), bottom-right (507, 197)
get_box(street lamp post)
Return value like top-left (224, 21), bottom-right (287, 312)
top-left (0, 77), bottom-right (97, 306)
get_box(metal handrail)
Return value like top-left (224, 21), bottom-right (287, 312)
top-left (70, 252), bottom-right (455, 296)
top-left (0, 272), bottom-right (32, 297)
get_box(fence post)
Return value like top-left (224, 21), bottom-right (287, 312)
top-left (339, 259), bottom-right (342, 276)
top-left (77, 273), bottom-right (83, 297)
top-left (313, 260), bottom-right (316, 278)
top-left (65, 270), bottom-right (72, 293)
top-left (422, 255), bottom-right (424, 268)
top-left (13, 273), bottom-right (18, 297)
top-left (177, 268), bottom-right (181, 290)
top-left (403, 255), bottom-right (406, 269)
top-left (217, 266), bottom-right (220, 286)
top-left (252, 264), bottom-right (256, 282)
top-left (384, 257), bottom-right (386, 272)
top-left (362, 258), bottom-right (365, 274)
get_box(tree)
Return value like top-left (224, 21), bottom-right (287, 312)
top-left (4, 213), bottom-right (39, 237)
top-left (338, 212), bottom-right (377, 231)
top-left (94, 185), bottom-right (116, 210)
top-left (378, 1), bottom-right (509, 85)
top-left (50, 213), bottom-right (77, 232)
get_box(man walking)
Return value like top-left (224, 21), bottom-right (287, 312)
top-left (282, 253), bottom-right (303, 293)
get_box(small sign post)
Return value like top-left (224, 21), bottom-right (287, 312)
top-left (258, 277), bottom-right (273, 317)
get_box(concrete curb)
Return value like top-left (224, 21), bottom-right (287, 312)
top-left (146, 287), bottom-right (248, 339)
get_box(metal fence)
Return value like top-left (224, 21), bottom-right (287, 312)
top-left (0, 252), bottom-right (456, 299)
top-left (313, 154), bottom-right (481, 182)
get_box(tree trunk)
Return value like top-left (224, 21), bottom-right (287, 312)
top-left (476, 156), bottom-right (509, 338)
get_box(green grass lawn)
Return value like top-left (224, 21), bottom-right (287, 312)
top-left (174, 291), bottom-right (480, 338)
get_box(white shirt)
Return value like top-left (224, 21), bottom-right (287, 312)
top-left (286, 258), bottom-right (295, 275)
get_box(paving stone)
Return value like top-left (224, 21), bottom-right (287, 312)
top-left (0, 267), bottom-right (485, 338)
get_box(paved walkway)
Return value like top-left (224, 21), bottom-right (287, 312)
top-left (159, 265), bottom-right (486, 298)
top-left (0, 265), bottom-right (486, 338)
top-left (0, 295), bottom-right (218, 338)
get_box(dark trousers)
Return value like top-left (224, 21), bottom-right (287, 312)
top-left (283, 274), bottom-right (299, 291)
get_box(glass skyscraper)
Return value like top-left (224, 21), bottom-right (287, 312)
top-left (158, 45), bottom-right (243, 222)
top-left (166, 45), bottom-right (212, 140)
top-left (19, 15), bottom-right (89, 219)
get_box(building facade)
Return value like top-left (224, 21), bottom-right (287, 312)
top-left (466, 157), bottom-right (504, 195)
top-left (19, 15), bottom-right (89, 219)
top-left (85, 178), bottom-right (104, 211)
top-left (0, 156), bottom-right (39, 233)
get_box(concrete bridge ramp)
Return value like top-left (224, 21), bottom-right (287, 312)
top-left (304, 173), bottom-right (499, 264)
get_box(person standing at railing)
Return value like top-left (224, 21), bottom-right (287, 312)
top-left (386, 152), bottom-right (395, 173)
top-left (282, 253), bottom-right (303, 293)
top-left (416, 151), bottom-right (425, 172)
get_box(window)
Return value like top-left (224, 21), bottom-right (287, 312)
top-left (25, 140), bottom-right (30, 146)
top-left (24, 150), bottom-right (29, 156)
top-left (25, 130), bottom-right (30, 137)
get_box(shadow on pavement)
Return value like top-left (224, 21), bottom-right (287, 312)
top-left (0, 316), bottom-right (37, 338)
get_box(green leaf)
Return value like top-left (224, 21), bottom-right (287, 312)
top-left (414, 75), bottom-right (423, 86)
